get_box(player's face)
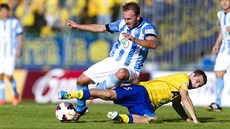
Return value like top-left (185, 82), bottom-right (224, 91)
top-left (221, 0), bottom-right (230, 11)
top-left (189, 73), bottom-right (205, 89)
top-left (0, 8), bottom-right (9, 19)
top-left (123, 10), bottom-right (140, 29)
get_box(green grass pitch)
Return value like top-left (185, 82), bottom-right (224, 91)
top-left (0, 100), bottom-right (230, 129)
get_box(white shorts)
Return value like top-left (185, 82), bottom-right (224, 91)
top-left (83, 57), bottom-right (140, 84)
top-left (214, 53), bottom-right (230, 71)
top-left (0, 56), bottom-right (16, 75)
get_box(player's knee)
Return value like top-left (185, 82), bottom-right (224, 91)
top-left (76, 74), bottom-right (93, 86)
top-left (116, 68), bottom-right (130, 80)
top-left (0, 74), bottom-right (4, 80)
top-left (5, 75), bottom-right (13, 81)
top-left (76, 75), bottom-right (86, 86)
top-left (215, 71), bottom-right (225, 78)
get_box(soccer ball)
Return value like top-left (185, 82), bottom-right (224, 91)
top-left (55, 102), bottom-right (76, 122)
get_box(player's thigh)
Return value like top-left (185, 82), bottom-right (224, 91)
top-left (76, 74), bottom-right (95, 85)
top-left (0, 57), bottom-right (15, 75)
top-left (83, 57), bottom-right (120, 84)
top-left (114, 86), bottom-right (154, 116)
top-left (114, 85), bottom-right (145, 99)
top-left (214, 53), bottom-right (230, 71)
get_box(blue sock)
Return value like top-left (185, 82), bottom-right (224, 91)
top-left (81, 90), bottom-right (90, 100)
top-left (215, 78), bottom-right (224, 107)
top-left (0, 81), bottom-right (5, 101)
top-left (10, 80), bottom-right (18, 96)
top-left (96, 74), bottom-right (121, 90)
top-left (76, 85), bottom-right (88, 112)
top-left (127, 114), bottom-right (133, 124)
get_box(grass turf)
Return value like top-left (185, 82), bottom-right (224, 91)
top-left (0, 100), bottom-right (230, 129)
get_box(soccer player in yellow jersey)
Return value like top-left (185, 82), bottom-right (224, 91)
top-left (58, 70), bottom-right (207, 124)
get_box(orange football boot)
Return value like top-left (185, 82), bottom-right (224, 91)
top-left (0, 99), bottom-right (6, 105)
top-left (12, 96), bottom-right (20, 106)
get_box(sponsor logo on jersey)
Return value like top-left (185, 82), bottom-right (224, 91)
top-left (121, 38), bottom-right (129, 48)
top-left (145, 29), bottom-right (154, 34)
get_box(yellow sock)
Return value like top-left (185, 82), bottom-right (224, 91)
top-left (69, 90), bottom-right (83, 99)
top-left (119, 114), bottom-right (129, 124)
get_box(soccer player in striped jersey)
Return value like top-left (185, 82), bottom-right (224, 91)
top-left (65, 2), bottom-right (157, 121)
top-left (0, 4), bottom-right (23, 106)
top-left (59, 70), bottom-right (207, 124)
top-left (206, 0), bottom-right (230, 111)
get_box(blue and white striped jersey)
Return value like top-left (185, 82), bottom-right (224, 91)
top-left (0, 17), bottom-right (23, 57)
top-left (106, 17), bottom-right (157, 72)
top-left (218, 10), bottom-right (230, 55)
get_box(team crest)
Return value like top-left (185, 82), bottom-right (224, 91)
top-left (121, 38), bottom-right (129, 48)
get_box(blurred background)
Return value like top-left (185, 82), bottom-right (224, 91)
top-left (1, 0), bottom-right (227, 105)
top-left (0, 0), bottom-right (219, 71)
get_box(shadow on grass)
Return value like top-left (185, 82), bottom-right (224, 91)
top-left (60, 117), bottom-right (229, 124)
top-left (162, 117), bottom-right (216, 123)
top-left (76, 120), bottom-right (111, 123)
top-left (58, 120), bottom-right (111, 124)
top-left (199, 117), bottom-right (230, 124)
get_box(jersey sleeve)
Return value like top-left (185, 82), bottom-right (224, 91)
top-left (179, 74), bottom-right (189, 91)
top-left (142, 24), bottom-right (157, 39)
top-left (180, 82), bottom-right (189, 91)
top-left (15, 19), bottom-right (23, 35)
top-left (217, 11), bottom-right (222, 24)
top-left (105, 19), bottom-right (123, 33)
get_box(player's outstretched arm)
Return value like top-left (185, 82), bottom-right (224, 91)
top-left (65, 19), bottom-right (107, 32)
top-left (179, 88), bottom-right (200, 124)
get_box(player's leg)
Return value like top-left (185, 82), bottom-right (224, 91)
top-left (214, 70), bottom-right (225, 107)
top-left (5, 56), bottom-right (19, 106)
top-left (96, 68), bottom-right (127, 90)
top-left (133, 114), bottom-right (157, 123)
top-left (5, 75), bottom-right (20, 106)
top-left (74, 74), bottom-right (93, 121)
top-left (0, 73), bottom-right (6, 105)
top-left (73, 57), bottom-right (118, 121)
top-left (108, 85), bottom-right (156, 124)
top-left (206, 53), bottom-right (229, 111)
top-left (0, 57), bottom-right (7, 105)
top-left (107, 112), bottom-right (157, 124)
top-left (59, 89), bottom-right (117, 100)
top-left (96, 67), bottom-right (139, 90)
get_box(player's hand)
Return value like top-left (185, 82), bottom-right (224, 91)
top-left (212, 44), bottom-right (219, 54)
top-left (193, 120), bottom-right (201, 124)
top-left (65, 19), bottom-right (78, 29)
top-left (122, 32), bottom-right (136, 42)
top-left (16, 49), bottom-right (22, 59)
top-left (185, 118), bottom-right (193, 123)
top-left (186, 118), bottom-right (200, 124)
top-left (192, 118), bottom-right (201, 124)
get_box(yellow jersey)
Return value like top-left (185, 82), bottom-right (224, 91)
top-left (140, 73), bottom-right (189, 109)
